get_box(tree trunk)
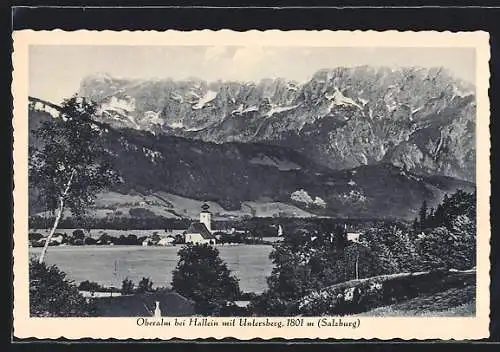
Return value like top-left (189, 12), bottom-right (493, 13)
top-left (355, 254), bottom-right (359, 280)
top-left (38, 169), bottom-right (76, 264)
top-left (38, 197), bottom-right (64, 264)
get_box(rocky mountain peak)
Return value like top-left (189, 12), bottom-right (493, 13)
top-left (77, 66), bottom-right (476, 182)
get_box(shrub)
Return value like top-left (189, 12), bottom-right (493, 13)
top-left (29, 233), bottom-right (44, 242)
top-left (72, 229), bottom-right (85, 240)
top-left (84, 237), bottom-right (97, 245)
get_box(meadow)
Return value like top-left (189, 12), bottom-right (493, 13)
top-left (29, 244), bottom-right (274, 293)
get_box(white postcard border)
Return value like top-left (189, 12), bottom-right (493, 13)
top-left (12, 29), bottom-right (491, 340)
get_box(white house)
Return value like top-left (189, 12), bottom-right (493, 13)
top-left (184, 203), bottom-right (217, 245)
top-left (347, 232), bottom-right (362, 243)
top-left (157, 237), bottom-right (175, 246)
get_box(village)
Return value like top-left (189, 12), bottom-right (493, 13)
top-left (29, 202), bottom-right (363, 249)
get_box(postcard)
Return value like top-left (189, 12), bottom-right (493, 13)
top-left (12, 29), bottom-right (490, 340)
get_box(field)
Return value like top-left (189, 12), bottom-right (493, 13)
top-left (29, 245), bottom-right (274, 293)
top-left (33, 190), bottom-right (317, 220)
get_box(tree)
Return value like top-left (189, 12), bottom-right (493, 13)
top-left (259, 227), bottom-right (348, 315)
top-left (413, 189), bottom-right (476, 271)
top-left (416, 191), bottom-right (476, 271)
top-left (30, 259), bottom-right (96, 317)
top-left (121, 278), bottom-right (135, 295)
top-left (78, 280), bottom-right (104, 293)
top-left (418, 200), bottom-right (428, 228)
top-left (174, 233), bottom-right (185, 245)
top-left (29, 95), bottom-right (120, 264)
top-left (357, 223), bottom-right (420, 276)
top-left (412, 217), bottom-right (419, 232)
top-left (137, 277), bottom-right (154, 293)
top-left (171, 244), bottom-right (241, 315)
top-left (72, 229), bottom-right (85, 239)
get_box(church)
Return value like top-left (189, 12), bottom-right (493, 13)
top-left (184, 203), bottom-right (217, 245)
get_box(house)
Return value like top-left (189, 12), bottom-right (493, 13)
top-left (50, 234), bottom-right (66, 244)
top-left (157, 237), bottom-right (175, 246)
top-left (185, 222), bottom-right (216, 245)
top-left (184, 203), bottom-right (217, 245)
top-left (347, 232), bottom-right (362, 243)
top-left (164, 229), bottom-right (187, 237)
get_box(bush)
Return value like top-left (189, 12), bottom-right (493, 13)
top-left (30, 259), bottom-right (96, 317)
top-left (72, 229), bottom-right (85, 240)
top-left (29, 233), bottom-right (44, 242)
top-left (84, 237), bottom-right (97, 245)
top-left (97, 233), bottom-right (113, 245)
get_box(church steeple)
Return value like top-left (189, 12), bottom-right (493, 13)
top-left (201, 202), bottom-right (210, 213)
top-left (200, 202), bottom-right (212, 233)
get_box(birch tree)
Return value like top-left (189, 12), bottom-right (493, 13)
top-left (29, 95), bottom-right (120, 264)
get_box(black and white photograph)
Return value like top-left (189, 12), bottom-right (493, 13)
top-left (12, 29), bottom-right (490, 340)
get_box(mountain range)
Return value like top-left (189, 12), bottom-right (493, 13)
top-left (28, 66), bottom-right (476, 221)
top-left (79, 67), bottom-right (476, 182)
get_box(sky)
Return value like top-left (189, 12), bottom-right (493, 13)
top-left (29, 45), bottom-right (476, 104)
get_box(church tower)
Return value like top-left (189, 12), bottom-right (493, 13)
top-left (200, 202), bottom-right (212, 233)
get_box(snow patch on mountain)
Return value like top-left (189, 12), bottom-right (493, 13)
top-left (243, 106), bottom-right (259, 113)
top-left (144, 111), bottom-right (165, 126)
top-left (192, 90), bottom-right (217, 109)
top-left (170, 92), bottom-right (184, 103)
top-left (101, 96), bottom-right (136, 113)
top-left (231, 104), bottom-right (244, 114)
top-left (291, 189), bottom-right (327, 208)
top-left (169, 121), bottom-right (185, 129)
top-left (265, 104), bottom-right (299, 118)
top-left (325, 88), bottom-right (363, 110)
top-left (232, 105), bottom-right (259, 115)
top-left (359, 97), bottom-right (369, 106)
